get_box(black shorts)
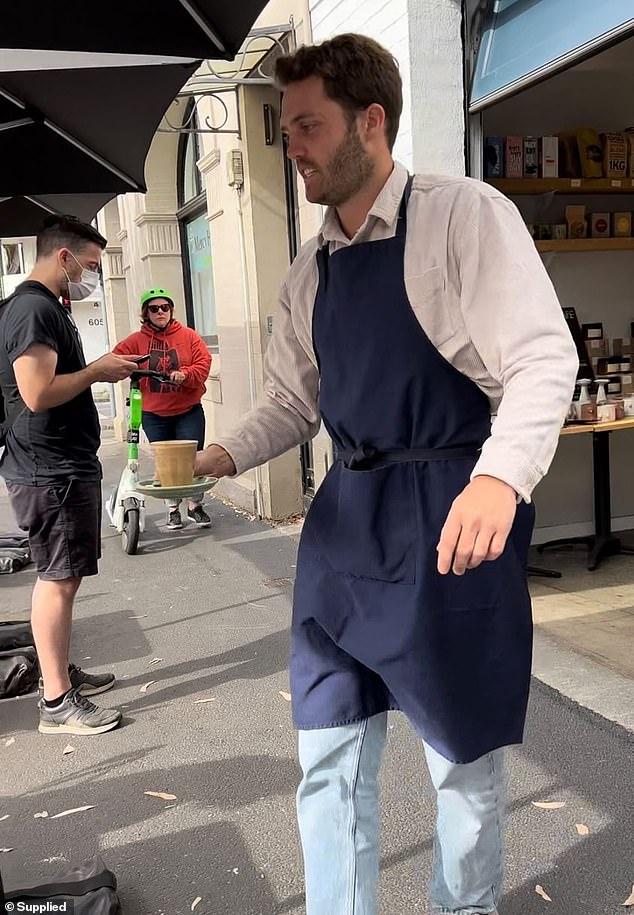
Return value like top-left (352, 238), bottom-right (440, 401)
top-left (7, 480), bottom-right (102, 581)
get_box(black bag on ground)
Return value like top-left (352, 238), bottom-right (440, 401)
top-left (0, 646), bottom-right (39, 698)
top-left (0, 619), bottom-right (34, 652)
top-left (5, 856), bottom-right (121, 914)
top-left (0, 620), bottom-right (39, 699)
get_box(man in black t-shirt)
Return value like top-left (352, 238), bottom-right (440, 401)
top-left (0, 215), bottom-right (140, 736)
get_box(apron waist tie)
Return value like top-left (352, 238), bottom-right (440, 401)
top-left (338, 444), bottom-right (481, 470)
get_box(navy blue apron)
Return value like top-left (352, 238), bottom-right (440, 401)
top-left (291, 177), bottom-right (534, 764)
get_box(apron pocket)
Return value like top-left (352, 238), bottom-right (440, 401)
top-left (307, 462), bottom-right (416, 584)
top-left (437, 548), bottom-right (520, 611)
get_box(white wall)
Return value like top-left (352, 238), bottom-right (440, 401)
top-left (309, 0), bottom-right (413, 169)
top-left (408, 0), bottom-right (466, 176)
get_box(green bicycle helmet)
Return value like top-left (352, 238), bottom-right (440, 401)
top-left (140, 287), bottom-right (175, 309)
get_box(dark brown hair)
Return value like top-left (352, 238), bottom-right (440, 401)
top-left (275, 33), bottom-right (403, 151)
top-left (36, 215), bottom-right (107, 259)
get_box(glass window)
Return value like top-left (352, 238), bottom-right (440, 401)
top-left (1, 242), bottom-right (25, 275)
top-left (185, 212), bottom-right (217, 347)
top-left (182, 129), bottom-right (203, 204)
top-left (471, 0), bottom-right (634, 111)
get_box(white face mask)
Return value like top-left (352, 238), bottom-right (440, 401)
top-left (63, 251), bottom-right (100, 300)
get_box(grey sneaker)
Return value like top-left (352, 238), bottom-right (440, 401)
top-left (39, 664), bottom-right (115, 698)
top-left (38, 688), bottom-right (122, 736)
top-left (69, 663), bottom-right (115, 696)
top-left (166, 509), bottom-right (183, 530)
top-left (187, 505), bottom-right (211, 527)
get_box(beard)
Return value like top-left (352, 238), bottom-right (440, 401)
top-left (308, 123), bottom-right (375, 207)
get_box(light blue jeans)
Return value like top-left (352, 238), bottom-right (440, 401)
top-left (297, 713), bottom-right (504, 915)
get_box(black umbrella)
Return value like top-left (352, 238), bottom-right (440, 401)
top-left (0, 52), bottom-right (199, 198)
top-left (0, 0), bottom-right (271, 61)
top-left (0, 193), bottom-right (114, 237)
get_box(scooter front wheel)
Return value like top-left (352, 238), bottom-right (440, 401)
top-left (122, 507), bottom-right (140, 555)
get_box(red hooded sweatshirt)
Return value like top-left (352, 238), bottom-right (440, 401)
top-left (114, 320), bottom-right (211, 417)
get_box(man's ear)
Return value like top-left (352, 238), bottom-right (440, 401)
top-left (363, 103), bottom-right (387, 141)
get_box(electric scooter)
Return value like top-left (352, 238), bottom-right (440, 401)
top-left (106, 357), bottom-right (173, 554)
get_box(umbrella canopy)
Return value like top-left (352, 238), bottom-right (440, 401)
top-left (0, 193), bottom-right (114, 238)
top-left (0, 52), bottom-right (199, 198)
top-left (0, 0), bottom-right (271, 61)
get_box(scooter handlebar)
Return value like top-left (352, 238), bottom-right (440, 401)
top-left (129, 369), bottom-right (181, 385)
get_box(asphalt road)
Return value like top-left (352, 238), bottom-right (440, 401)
top-left (1, 442), bottom-right (632, 914)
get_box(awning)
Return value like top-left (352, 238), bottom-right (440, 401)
top-left (0, 0), bottom-right (271, 61)
top-left (470, 0), bottom-right (634, 112)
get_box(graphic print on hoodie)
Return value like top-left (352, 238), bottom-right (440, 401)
top-left (113, 319), bottom-right (212, 417)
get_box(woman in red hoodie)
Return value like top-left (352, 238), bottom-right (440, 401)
top-left (114, 288), bottom-right (212, 530)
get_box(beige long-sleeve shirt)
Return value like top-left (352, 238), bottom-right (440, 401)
top-left (216, 162), bottom-right (579, 502)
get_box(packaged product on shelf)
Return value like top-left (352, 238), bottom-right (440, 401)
top-left (619, 355), bottom-right (632, 372)
top-left (626, 129), bottom-right (634, 178)
top-left (591, 213), bottom-right (610, 237)
top-left (576, 128), bottom-right (603, 178)
top-left (484, 137), bottom-right (504, 178)
top-left (619, 373), bottom-right (634, 394)
top-left (607, 374), bottom-right (623, 394)
top-left (608, 396), bottom-right (625, 420)
top-left (613, 212), bottom-right (632, 236)
top-left (524, 137), bottom-right (539, 178)
top-left (597, 402), bottom-right (618, 422)
top-left (505, 136), bottom-right (523, 177)
top-left (582, 322), bottom-right (604, 340)
top-left (614, 337), bottom-right (634, 356)
top-left (540, 136), bottom-right (559, 178)
top-left (558, 133), bottom-right (582, 178)
top-left (554, 224), bottom-right (567, 240)
top-left (537, 224), bottom-right (553, 240)
top-left (566, 205), bottom-right (587, 238)
top-left (623, 394), bottom-right (634, 416)
top-left (601, 132), bottom-right (628, 179)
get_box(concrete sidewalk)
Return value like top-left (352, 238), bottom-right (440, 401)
top-left (1, 442), bottom-right (632, 914)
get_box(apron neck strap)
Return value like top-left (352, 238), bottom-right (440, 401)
top-left (395, 174), bottom-right (414, 238)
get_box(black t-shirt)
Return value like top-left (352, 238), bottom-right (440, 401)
top-left (0, 281), bottom-right (101, 484)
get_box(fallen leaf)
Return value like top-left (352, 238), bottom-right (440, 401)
top-left (129, 615), bottom-right (148, 620)
top-left (144, 791), bottom-right (177, 801)
top-left (191, 898), bottom-right (202, 912)
top-left (194, 698), bottom-right (216, 705)
top-left (532, 801), bottom-right (566, 810)
top-left (34, 811), bottom-right (49, 819)
top-left (535, 885), bottom-right (552, 902)
top-left (50, 805), bottom-right (95, 819)
top-left (140, 681), bottom-right (156, 693)
top-left (576, 823), bottom-right (590, 836)
top-left (148, 658), bottom-right (163, 666)
top-left (263, 578), bottom-right (292, 588)
top-left (63, 745), bottom-right (76, 756)
top-left (4, 738), bottom-right (15, 747)
top-left (623, 885), bottom-right (634, 907)
top-left (0, 815), bottom-right (10, 821)
top-left (279, 691), bottom-right (292, 702)
top-left (0, 848), bottom-right (13, 853)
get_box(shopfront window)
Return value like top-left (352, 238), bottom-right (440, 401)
top-left (471, 0), bottom-right (634, 111)
top-left (184, 211), bottom-right (217, 347)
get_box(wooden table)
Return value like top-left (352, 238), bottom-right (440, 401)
top-left (539, 417), bottom-right (634, 570)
